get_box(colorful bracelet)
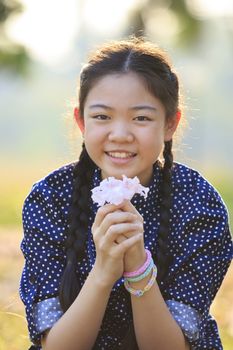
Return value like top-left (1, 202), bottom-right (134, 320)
top-left (126, 259), bottom-right (154, 283)
top-left (123, 249), bottom-right (152, 278)
top-left (124, 264), bottom-right (157, 297)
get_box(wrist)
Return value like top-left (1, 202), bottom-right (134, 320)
top-left (127, 269), bottom-right (152, 290)
top-left (124, 249), bottom-right (147, 274)
top-left (124, 264), bottom-right (157, 298)
top-left (90, 264), bottom-right (115, 292)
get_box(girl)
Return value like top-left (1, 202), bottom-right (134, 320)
top-left (20, 37), bottom-right (233, 350)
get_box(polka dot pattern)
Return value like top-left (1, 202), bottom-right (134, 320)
top-left (19, 162), bottom-right (233, 349)
top-left (34, 297), bottom-right (63, 333)
top-left (166, 300), bottom-right (200, 341)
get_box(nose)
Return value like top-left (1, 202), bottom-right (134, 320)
top-left (108, 122), bottom-right (134, 143)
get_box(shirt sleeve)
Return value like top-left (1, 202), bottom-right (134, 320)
top-left (19, 179), bottom-right (68, 345)
top-left (162, 175), bottom-right (233, 350)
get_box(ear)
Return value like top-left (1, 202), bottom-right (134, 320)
top-left (74, 107), bottom-right (85, 133)
top-left (164, 110), bottom-right (181, 141)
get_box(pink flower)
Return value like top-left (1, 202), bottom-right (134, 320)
top-left (91, 175), bottom-right (149, 206)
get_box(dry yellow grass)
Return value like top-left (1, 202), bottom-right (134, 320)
top-left (0, 227), bottom-right (30, 349)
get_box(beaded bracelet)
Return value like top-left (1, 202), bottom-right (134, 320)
top-left (126, 259), bottom-right (154, 283)
top-left (123, 249), bottom-right (152, 278)
top-left (124, 264), bottom-right (157, 297)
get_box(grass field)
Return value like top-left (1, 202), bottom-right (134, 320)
top-left (0, 162), bottom-right (233, 349)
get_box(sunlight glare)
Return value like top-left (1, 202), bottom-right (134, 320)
top-left (83, 0), bottom-right (140, 35)
top-left (187, 0), bottom-right (233, 18)
top-left (6, 0), bottom-right (79, 64)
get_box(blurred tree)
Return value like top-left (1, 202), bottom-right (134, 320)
top-left (0, 0), bottom-right (29, 74)
top-left (125, 0), bottom-right (202, 47)
top-left (170, 0), bottom-right (201, 44)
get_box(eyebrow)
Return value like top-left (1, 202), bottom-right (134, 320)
top-left (88, 104), bottom-right (157, 111)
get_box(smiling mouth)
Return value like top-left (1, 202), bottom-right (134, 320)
top-left (106, 151), bottom-right (137, 159)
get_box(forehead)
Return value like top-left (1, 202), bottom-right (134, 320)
top-left (84, 72), bottom-right (164, 110)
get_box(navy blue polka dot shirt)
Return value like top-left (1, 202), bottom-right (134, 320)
top-left (20, 162), bottom-right (233, 349)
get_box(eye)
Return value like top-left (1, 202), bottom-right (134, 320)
top-left (134, 116), bottom-right (151, 121)
top-left (92, 114), bottom-right (109, 120)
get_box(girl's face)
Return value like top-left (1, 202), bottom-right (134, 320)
top-left (82, 72), bottom-right (177, 185)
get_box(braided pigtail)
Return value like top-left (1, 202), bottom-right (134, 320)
top-left (59, 142), bottom-right (95, 312)
top-left (119, 141), bottom-right (174, 350)
top-left (155, 139), bottom-right (173, 284)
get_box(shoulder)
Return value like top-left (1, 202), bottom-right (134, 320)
top-left (32, 162), bottom-right (76, 194)
top-left (172, 162), bottom-right (210, 191)
top-left (22, 163), bottom-right (77, 246)
top-left (23, 162), bottom-right (76, 218)
top-left (169, 163), bottom-right (232, 271)
top-left (172, 162), bottom-right (226, 203)
top-left (27, 162), bottom-right (76, 200)
top-left (171, 162), bottom-right (229, 226)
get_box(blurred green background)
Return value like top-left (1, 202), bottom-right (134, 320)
top-left (0, 0), bottom-right (233, 349)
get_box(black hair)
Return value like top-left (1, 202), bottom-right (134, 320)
top-left (59, 36), bottom-right (179, 349)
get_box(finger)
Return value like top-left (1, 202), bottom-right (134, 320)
top-left (92, 203), bottom-right (123, 232)
top-left (97, 221), bottom-right (142, 252)
top-left (115, 223), bottom-right (144, 245)
top-left (114, 233), bottom-right (144, 256)
top-left (115, 234), bottom-right (127, 244)
top-left (118, 200), bottom-right (144, 222)
top-left (105, 222), bottom-right (142, 243)
top-left (109, 222), bottom-right (141, 236)
top-left (97, 211), bottom-right (137, 239)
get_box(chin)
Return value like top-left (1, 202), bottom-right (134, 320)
top-left (101, 170), bottom-right (132, 180)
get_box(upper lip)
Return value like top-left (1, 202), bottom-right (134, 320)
top-left (106, 150), bottom-right (136, 154)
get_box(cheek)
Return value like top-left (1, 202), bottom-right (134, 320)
top-left (85, 127), bottom-right (103, 143)
top-left (141, 129), bottom-right (164, 149)
top-left (84, 129), bottom-right (104, 157)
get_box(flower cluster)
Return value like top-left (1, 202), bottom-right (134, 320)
top-left (91, 175), bottom-right (149, 206)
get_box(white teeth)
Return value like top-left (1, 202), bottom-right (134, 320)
top-left (107, 152), bottom-right (135, 159)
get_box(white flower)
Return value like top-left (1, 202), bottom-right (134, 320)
top-left (91, 175), bottom-right (149, 206)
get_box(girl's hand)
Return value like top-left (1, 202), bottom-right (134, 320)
top-left (114, 200), bottom-right (146, 273)
top-left (91, 203), bottom-right (143, 288)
